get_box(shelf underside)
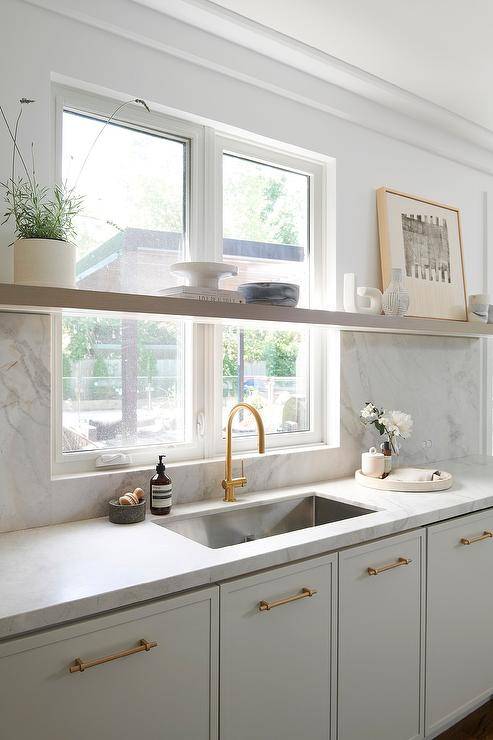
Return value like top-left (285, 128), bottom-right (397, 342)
top-left (0, 284), bottom-right (489, 338)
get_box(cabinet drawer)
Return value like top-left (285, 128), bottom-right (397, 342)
top-left (0, 586), bottom-right (219, 740)
top-left (338, 530), bottom-right (425, 740)
top-left (426, 508), bottom-right (493, 736)
top-left (220, 554), bottom-right (337, 740)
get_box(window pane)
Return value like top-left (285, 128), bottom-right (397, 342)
top-left (222, 326), bottom-right (310, 436)
top-left (61, 315), bottom-right (186, 452)
top-left (63, 111), bottom-right (187, 294)
top-left (222, 153), bottom-right (310, 306)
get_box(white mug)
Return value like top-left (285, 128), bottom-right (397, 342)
top-left (361, 446), bottom-right (385, 478)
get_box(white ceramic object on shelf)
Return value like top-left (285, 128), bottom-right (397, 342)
top-left (468, 294), bottom-right (489, 323)
top-left (361, 447), bottom-right (385, 478)
top-left (343, 273), bottom-right (382, 314)
top-left (382, 268), bottom-right (410, 317)
top-left (356, 286), bottom-right (383, 315)
top-left (355, 468), bottom-right (453, 492)
top-left (170, 261), bottom-right (238, 289)
top-left (13, 238), bottom-right (76, 288)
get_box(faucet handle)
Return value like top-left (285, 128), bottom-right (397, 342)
top-left (241, 459), bottom-right (245, 485)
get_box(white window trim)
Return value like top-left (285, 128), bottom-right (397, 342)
top-left (51, 85), bottom-right (335, 476)
top-left (210, 134), bottom-right (328, 453)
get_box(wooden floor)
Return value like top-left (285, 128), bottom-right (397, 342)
top-left (438, 699), bottom-right (493, 739)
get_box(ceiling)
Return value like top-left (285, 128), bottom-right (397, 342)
top-left (211, 0), bottom-right (491, 133)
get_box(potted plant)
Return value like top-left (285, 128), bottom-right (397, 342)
top-left (1, 97), bottom-right (150, 288)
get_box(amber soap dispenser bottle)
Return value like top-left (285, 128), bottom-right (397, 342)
top-left (150, 454), bottom-right (172, 515)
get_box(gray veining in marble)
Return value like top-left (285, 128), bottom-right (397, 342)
top-left (1, 455), bottom-right (493, 640)
top-left (0, 311), bottom-right (482, 534)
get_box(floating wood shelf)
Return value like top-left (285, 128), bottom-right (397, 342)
top-left (0, 283), bottom-right (490, 338)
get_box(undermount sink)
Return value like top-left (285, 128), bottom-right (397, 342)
top-left (153, 494), bottom-right (376, 549)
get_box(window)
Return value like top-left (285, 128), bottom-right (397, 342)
top-left (53, 87), bottom-right (331, 474)
top-left (62, 110), bottom-right (188, 294)
top-left (221, 326), bottom-right (311, 435)
top-left (221, 153), bottom-right (310, 304)
top-left (61, 316), bottom-right (189, 452)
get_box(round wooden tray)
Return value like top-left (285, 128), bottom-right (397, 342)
top-left (355, 469), bottom-right (453, 492)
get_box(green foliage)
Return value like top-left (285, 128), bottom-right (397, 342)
top-left (63, 317), bottom-right (121, 362)
top-left (139, 348), bottom-right (158, 379)
top-left (223, 156), bottom-right (305, 247)
top-left (92, 356), bottom-right (109, 378)
top-left (62, 318), bottom-right (177, 395)
top-left (62, 353), bottom-right (73, 398)
top-left (222, 327), bottom-right (300, 379)
top-left (2, 178), bottom-right (83, 241)
top-left (264, 331), bottom-right (299, 377)
top-left (90, 355), bottom-right (111, 399)
top-left (1, 96), bottom-right (150, 246)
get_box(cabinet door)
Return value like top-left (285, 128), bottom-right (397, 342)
top-left (220, 554), bottom-right (337, 740)
top-left (0, 586), bottom-right (218, 740)
top-left (338, 530), bottom-right (425, 740)
top-left (426, 509), bottom-right (493, 736)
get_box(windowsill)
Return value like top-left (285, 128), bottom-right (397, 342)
top-left (51, 442), bottom-right (337, 481)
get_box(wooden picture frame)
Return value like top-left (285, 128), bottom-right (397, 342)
top-left (377, 187), bottom-right (468, 321)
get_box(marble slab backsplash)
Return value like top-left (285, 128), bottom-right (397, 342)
top-left (0, 312), bottom-right (481, 533)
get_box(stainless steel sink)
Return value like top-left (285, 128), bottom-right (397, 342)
top-left (153, 494), bottom-right (376, 549)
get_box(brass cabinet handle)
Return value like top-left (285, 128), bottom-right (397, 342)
top-left (460, 530), bottom-right (493, 546)
top-left (367, 557), bottom-right (412, 576)
top-left (258, 587), bottom-right (317, 612)
top-left (69, 638), bottom-right (158, 673)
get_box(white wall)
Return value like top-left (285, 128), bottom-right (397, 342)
top-left (1, 0), bottom-right (492, 301)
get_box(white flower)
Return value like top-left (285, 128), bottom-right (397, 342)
top-left (381, 410), bottom-right (413, 439)
top-left (360, 403), bottom-right (378, 422)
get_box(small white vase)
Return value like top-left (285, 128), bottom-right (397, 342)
top-left (13, 238), bottom-right (76, 288)
top-left (382, 268), bottom-right (410, 317)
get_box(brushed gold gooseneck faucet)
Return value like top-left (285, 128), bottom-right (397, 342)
top-left (222, 402), bottom-right (265, 502)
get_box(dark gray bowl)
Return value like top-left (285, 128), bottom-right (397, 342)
top-left (237, 282), bottom-right (300, 306)
top-left (108, 498), bottom-right (146, 524)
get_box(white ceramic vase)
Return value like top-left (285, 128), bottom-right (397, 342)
top-left (382, 268), bottom-right (409, 317)
top-left (13, 238), bottom-right (76, 288)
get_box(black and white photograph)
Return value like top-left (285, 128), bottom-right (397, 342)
top-left (377, 188), bottom-right (467, 320)
top-left (401, 213), bottom-right (451, 283)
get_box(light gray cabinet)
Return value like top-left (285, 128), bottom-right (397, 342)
top-left (219, 554), bottom-right (337, 740)
top-left (0, 586), bottom-right (219, 740)
top-left (338, 530), bottom-right (425, 740)
top-left (426, 509), bottom-right (493, 737)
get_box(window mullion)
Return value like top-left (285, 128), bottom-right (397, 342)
top-left (201, 127), bottom-right (223, 458)
top-left (203, 126), bottom-right (222, 262)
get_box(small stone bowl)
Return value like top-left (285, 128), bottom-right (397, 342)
top-left (108, 499), bottom-right (146, 525)
top-left (237, 282), bottom-right (300, 307)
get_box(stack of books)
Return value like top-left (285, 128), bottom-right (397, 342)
top-left (159, 286), bottom-right (245, 303)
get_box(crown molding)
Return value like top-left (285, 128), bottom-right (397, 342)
top-left (132, 0), bottom-right (493, 152)
top-left (21, 0), bottom-right (493, 173)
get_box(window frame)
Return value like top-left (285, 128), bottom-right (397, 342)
top-left (211, 133), bottom-right (327, 453)
top-left (52, 85), bottom-right (333, 476)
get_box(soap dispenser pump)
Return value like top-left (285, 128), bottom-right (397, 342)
top-left (150, 454), bottom-right (172, 515)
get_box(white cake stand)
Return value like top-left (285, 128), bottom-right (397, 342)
top-left (170, 262), bottom-right (238, 289)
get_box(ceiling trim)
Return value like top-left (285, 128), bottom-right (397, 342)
top-left (22, 0), bottom-right (493, 174)
top-left (132, 0), bottom-right (493, 152)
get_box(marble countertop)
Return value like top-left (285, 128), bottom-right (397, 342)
top-left (1, 455), bottom-right (493, 641)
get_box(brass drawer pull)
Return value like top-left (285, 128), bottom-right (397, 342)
top-left (460, 530), bottom-right (493, 546)
top-left (367, 557), bottom-right (412, 576)
top-left (259, 587), bottom-right (317, 612)
top-left (69, 638), bottom-right (158, 673)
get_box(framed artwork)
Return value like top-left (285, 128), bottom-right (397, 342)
top-left (377, 187), bottom-right (467, 320)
